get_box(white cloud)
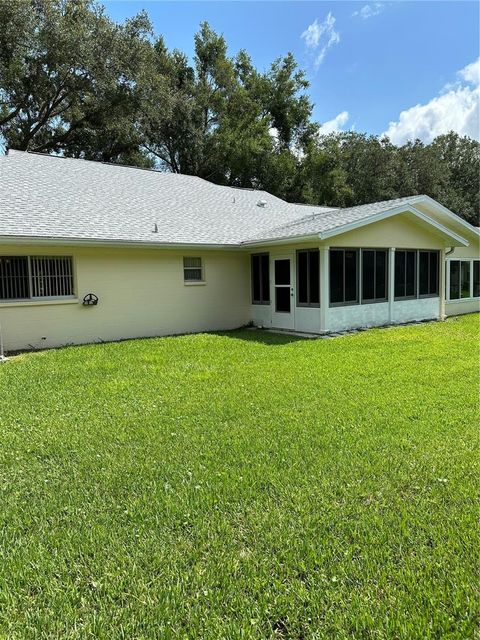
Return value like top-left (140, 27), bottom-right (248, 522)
top-left (459, 58), bottom-right (480, 85)
top-left (320, 110), bottom-right (350, 135)
top-left (301, 13), bottom-right (340, 68)
top-left (301, 19), bottom-right (322, 49)
top-left (382, 58), bottom-right (480, 145)
top-left (352, 3), bottom-right (384, 19)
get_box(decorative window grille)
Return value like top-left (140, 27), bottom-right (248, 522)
top-left (183, 257), bottom-right (204, 282)
top-left (0, 257), bottom-right (30, 300)
top-left (0, 256), bottom-right (74, 301)
top-left (30, 257), bottom-right (74, 298)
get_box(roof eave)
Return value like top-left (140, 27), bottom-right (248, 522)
top-left (0, 235), bottom-right (243, 250)
top-left (240, 233), bottom-right (321, 247)
top-left (416, 195), bottom-right (480, 237)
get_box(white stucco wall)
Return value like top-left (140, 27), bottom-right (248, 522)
top-left (445, 299), bottom-right (480, 316)
top-left (327, 302), bottom-right (390, 332)
top-left (250, 304), bottom-right (272, 328)
top-left (392, 297), bottom-right (440, 324)
top-left (294, 306), bottom-right (322, 333)
top-left (0, 245), bottom-right (250, 352)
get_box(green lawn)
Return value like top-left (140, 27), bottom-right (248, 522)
top-left (0, 315), bottom-right (479, 639)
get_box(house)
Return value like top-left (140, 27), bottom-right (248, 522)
top-left (0, 149), bottom-right (479, 352)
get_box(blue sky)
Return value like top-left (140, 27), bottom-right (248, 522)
top-left (104, 1), bottom-right (479, 143)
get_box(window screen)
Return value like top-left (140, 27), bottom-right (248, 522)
top-left (395, 250), bottom-right (416, 299)
top-left (474, 261), bottom-right (480, 298)
top-left (361, 249), bottom-right (387, 303)
top-left (297, 249), bottom-right (320, 306)
top-left (251, 254), bottom-right (270, 304)
top-left (330, 249), bottom-right (358, 305)
top-left (418, 251), bottom-right (439, 297)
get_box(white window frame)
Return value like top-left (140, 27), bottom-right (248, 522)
top-left (0, 255), bottom-right (75, 302)
top-left (446, 257), bottom-right (480, 302)
top-left (183, 257), bottom-right (205, 285)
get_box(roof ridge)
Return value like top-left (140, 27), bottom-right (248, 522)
top-left (5, 149), bottom-right (291, 203)
top-left (7, 149), bottom-right (169, 176)
top-left (268, 206), bottom-right (342, 232)
top-left (290, 202), bottom-right (337, 209)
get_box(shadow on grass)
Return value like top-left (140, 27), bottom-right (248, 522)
top-left (213, 328), bottom-right (310, 346)
top-left (3, 327), bottom-right (313, 358)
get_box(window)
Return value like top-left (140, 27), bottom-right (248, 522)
top-left (0, 256), bottom-right (74, 301)
top-left (395, 250), bottom-right (417, 299)
top-left (361, 249), bottom-right (387, 303)
top-left (474, 261), bottom-right (480, 298)
top-left (0, 257), bottom-right (29, 300)
top-left (251, 253), bottom-right (270, 304)
top-left (297, 249), bottom-right (320, 307)
top-left (449, 260), bottom-right (460, 299)
top-left (330, 249), bottom-right (358, 306)
top-left (461, 262), bottom-right (471, 298)
top-left (448, 259), bottom-right (480, 300)
top-left (418, 250), bottom-right (439, 297)
top-left (183, 257), bottom-right (203, 282)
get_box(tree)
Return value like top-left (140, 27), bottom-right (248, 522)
top-left (430, 132), bottom-right (480, 226)
top-left (297, 131), bottom-right (479, 223)
top-left (139, 22), bottom-right (316, 190)
top-left (0, 0), bottom-right (157, 165)
top-left (1, 3), bottom-right (477, 224)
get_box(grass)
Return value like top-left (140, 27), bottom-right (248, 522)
top-left (0, 315), bottom-right (479, 639)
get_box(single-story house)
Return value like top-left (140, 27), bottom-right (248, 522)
top-left (1, 149), bottom-right (479, 352)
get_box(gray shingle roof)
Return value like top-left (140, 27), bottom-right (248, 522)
top-left (0, 150), bottom-right (442, 246)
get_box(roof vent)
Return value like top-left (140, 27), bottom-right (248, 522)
top-left (257, 199), bottom-right (267, 208)
top-left (153, 223), bottom-right (158, 233)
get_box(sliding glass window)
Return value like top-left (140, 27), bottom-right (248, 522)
top-left (449, 259), bottom-right (480, 301)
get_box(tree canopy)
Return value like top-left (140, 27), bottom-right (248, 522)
top-left (1, 0), bottom-right (478, 224)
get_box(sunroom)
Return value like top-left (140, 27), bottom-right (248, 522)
top-left (247, 207), bottom-right (470, 334)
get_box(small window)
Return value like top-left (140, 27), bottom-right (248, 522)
top-left (251, 254), bottom-right (270, 304)
top-left (395, 250), bottom-right (417, 299)
top-left (297, 249), bottom-right (320, 307)
top-left (0, 256), bottom-right (74, 301)
top-left (183, 257), bottom-right (203, 282)
top-left (361, 249), bottom-right (388, 303)
top-left (418, 250), bottom-right (439, 297)
top-left (330, 248), bottom-right (358, 306)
